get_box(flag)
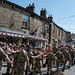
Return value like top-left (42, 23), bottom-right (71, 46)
top-left (35, 24), bottom-right (40, 36)
top-left (31, 24), bottom-right (40, 36)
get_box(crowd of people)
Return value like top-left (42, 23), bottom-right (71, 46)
top-left (0, 41), bottom-right (75, 75)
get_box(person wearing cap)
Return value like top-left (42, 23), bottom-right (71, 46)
top-left (31, 47), bottom-right (43, 75)
top-left (11, 45), bottom-right (20, 75)
top-left (0, 42), bottom-right (12, 75)
top-left (45, 49), bottom-right (55, 75)
top-left (26, 47), bottom-right (34, 74)
top-left (68, 47), bottom-right (74, 66)
top-left (55, 48), bottom-right (65, 72)
top-left (46, 44), bottom-right (52, 64)
top-left (33, 47), bottom-right (37, 56)
top-left (40, 47), bottom-right (44, 67)
top-left (16, 44), bottom-right (29, 75)
top-left (62, 47), bottom-right (71, 72)
top-left (52, 43), bottom-right (57, 54)
top-left (5, 43), bottom-right (14, 75)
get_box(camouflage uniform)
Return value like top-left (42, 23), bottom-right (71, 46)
top-left (62, 50), bottom-right (71, 70)
top-left (33, 51), bottom-right (43, 75)
top-left (6, 49), bottom-right (13, 74)
top-left (55, 51), bottom-right (64, 72)
top-left (68, 49), bottom-right (74, 65)
top-left (26, 51), bottom-right (34, 74)
top-left (11, 51), bottom-right (19, 75)
top-left (46, 52), bottom-right (55, 74)
top-left (53, 47), bottom-right (57, 54)
top-left (16, 49), bottom-right (29, 75)
top-left (0, 46), bottom-right (8, 75)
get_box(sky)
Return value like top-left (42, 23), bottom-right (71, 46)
top-left (8, 0), bottom-right (75, 34)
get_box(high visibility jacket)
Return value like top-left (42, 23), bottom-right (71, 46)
top-left (46, 49), bottom-right (49, 59)
top-left (46, 48), bottom-right (53, 59)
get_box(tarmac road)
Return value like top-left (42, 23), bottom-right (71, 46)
top-left (1, 62), bottom-right (75, 75)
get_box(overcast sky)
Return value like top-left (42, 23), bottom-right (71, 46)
top-left (8, 0), bottom-right (75, 34)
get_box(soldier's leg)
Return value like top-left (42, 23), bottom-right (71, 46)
top-left (0, 61), bottom-right (2, 75)
top-left (6, 63), bottom-right (11, 74)
top-left (56, 60), bottom-right (60, 72)
top-left (68, 59), bottom-right (71, 69)
top-left (20, 69), bottom-right (25, 75)
top-left (56, 62), bottom-right (59, 72)
top-left (33, 64), bottom-right (37, 75)
top-left (38, 67), bottom-right (42, 75)
top-left (62, 60), bottom-right (67, 71)
top-left (47, 63), bottom-right (52, 74)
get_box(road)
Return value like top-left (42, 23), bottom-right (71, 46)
top-left (1, 62), bottom-right (75, 75)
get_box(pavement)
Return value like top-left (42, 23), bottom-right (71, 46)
top-left (1, 62), bottom-right (75, 75)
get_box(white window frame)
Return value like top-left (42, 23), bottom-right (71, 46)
top-left (22, 15), bottom-right (29, 28)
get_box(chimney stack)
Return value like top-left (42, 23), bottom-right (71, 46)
top-left (40, 8), bottom-right (47, 18)
top-left (26, 3), bottom-right (35, 12)
top-left (48, 14), bottom-right (53, 22)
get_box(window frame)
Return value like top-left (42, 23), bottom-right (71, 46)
top-left (52, 25), bottom-right (55, 33)
top-left (22, 15), bottom-right (29, 29)
top-left (42, 23), bottom-right (45, 33)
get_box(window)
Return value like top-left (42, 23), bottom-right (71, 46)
top-left (52, 25), bottom-right (55, 33)
top-left (52, 39), bottom-right (55, 48)
top-left (42, 23), bottom-right (45, 33)
top-left (22, 15), bottom-right (29, 28)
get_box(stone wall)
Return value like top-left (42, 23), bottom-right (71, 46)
top-left (0, 2), bottom-right (30, 34)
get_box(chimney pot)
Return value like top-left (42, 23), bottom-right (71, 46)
top-left (42, 8), bottom-right (43, 11)
top-left (32, 3), bottom-right (34, 6)
top-left (29, 4), bottom-right (31, 6)
top-left (44, 8), bottom-right (46, 10)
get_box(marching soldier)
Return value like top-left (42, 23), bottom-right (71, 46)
top-left (40, 48), bottom-right (44, 67)
top-left (0, 42), bottom-right (12, 75)
top-left (55, 48), bottom-right (65, 72)
top-left (68, 47), bottom-right (74, 65)
top-left (11, 45), bottom-right (20, 75)
top-left (53, 43), bottom-right (57, 54)
top-left (32, 47), bottom-right (43, 75)
top-left (45, 49), bottom-right (55, 75)
top-left (6, 44), bottom-right (14, 75)
top-left (26, 47), bottom-right (34, 75)
top-left (16, 44), bottom-right (29, 75)
top-left (62, 47), bottom-right (71, 71)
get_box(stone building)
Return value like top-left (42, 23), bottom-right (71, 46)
top-left (0, 0), bottom-right (48, 46)
top-left (0, 0), bottom-right (67, 47)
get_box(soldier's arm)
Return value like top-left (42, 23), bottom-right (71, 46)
top-left (1, 48), bottom-right (12, 64)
